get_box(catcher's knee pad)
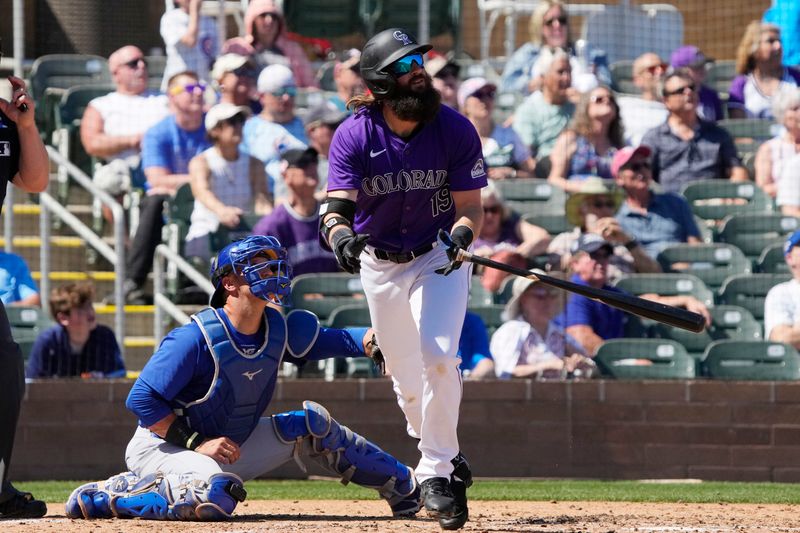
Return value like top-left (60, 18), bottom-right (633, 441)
top-left (177, 472), bottom-right (247, 521)
top-left (65, 472), bottom-right (171, 520)
top-left (273, 400), bottom-right (416, 501)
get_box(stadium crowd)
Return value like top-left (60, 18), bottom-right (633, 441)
top-left (12, 0), bottom-right (800, 381)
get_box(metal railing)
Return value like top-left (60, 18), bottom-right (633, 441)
top-left (153, 243), bottom-right (214, 341)
top-left (43, 145), bottom-right (127, 351)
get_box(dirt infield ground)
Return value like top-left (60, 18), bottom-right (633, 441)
top-left (3, 500), bottom-right (800, 532)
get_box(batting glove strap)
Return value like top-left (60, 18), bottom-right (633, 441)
top-left (165, 418), bottom-right (206, 451)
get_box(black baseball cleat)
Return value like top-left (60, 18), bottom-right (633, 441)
top-left (439, 478), bottom-right (468, 530)
top-left (0, 484), bottom-right (47, 520)
top-left (439, 451), bottom-right (473, 530)
top-left (419, 477), bottom-right (455, 517)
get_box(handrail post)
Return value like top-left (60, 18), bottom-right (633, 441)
top-left (154, 251), bottom-right (164, 342)
top-left (4, 185), bottom-right (12, 253)
top-left (39, 193), bottom-right (50, 311)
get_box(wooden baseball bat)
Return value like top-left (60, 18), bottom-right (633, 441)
top-left (458, 249), bottom-right (706, 333)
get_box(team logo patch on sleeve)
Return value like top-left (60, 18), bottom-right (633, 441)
top-left (470, 159), bottom-right (486, 178)
top-left (0, 141), bottom-right (10, 157)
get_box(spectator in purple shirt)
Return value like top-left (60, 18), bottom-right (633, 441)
top-left (26, 283), bottom-right (124, 379)
top-left (669, 45), bottom-right (724, 122)
top-left (729, 21), bottom-right (800, 119)
top-left (252, 147), bottom-right (338, 275)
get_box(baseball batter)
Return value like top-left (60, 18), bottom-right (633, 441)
top-left (320, 28), bottom-right (486, 530)
top-left (65, 235), bottom-right (421, 521)
top-left (0, 76), bottom-right (49, 519)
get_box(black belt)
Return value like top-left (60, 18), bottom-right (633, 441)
top-left (372, 243), bottom-right (434, 264)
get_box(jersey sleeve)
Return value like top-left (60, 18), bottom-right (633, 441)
top-left (126, 323), bottom-right (205, 426)
top-left (300, 326), bottom-right (368, 362)
top-left (326, 119), bottom-right (365, 192)
top-left (11, 256), bottom-right (38, 300)
top-left (447, 114), bottom-right (488, 191)
top-left (160, 10), bottom-right (184, 47)
top-left (727, 76), bottom-right (747, 110)
top-left (25, 328), bottom-right (57, 378)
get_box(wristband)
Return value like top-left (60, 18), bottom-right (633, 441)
top-left (322, 215), bottom-right (349, 243)
top-left (165, 418), bottom-right (205, 451)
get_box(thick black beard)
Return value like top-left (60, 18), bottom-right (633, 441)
top-left (386, 81), bottom-right (441, 123)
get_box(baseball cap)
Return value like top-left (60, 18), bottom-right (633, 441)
top-left (281, 146), bottom-right (319, 168)
top-left (257, 64), bottom-right (295, 94)
top-left (572, 233), bottom-right (614, 255)
top-left (303, 102), bottom-right (348, 129)
top-left (204, 102), bottom-right (251, 130)
top-left (670, 45), bottom-right (714, 69)
top-left (610, 145), bottom-right (653, 178)
top-left (335, 49), bottom-right (362, 75)
top-left (784, 229), bottom-right (800, 255)
top-left (457, 77), bottom-right (496, 109)
top-left (211, 54), bottom-right (254, 81)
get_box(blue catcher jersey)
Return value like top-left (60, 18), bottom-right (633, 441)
top-left (178, 307), bottom-right (287, 445)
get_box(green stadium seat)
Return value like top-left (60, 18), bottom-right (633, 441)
top-left (707, 59), bottom-right (737, 97)
top-left (468, 280), bottom-right (496, 307)
top-left (703, 340), bottom-right (800, 380)
top-left (360, 0), bottom-right (460, 39)
top-left (595, 339), bottom-right (695, 379)
top-left (717, 213), bottom-right (800, 261)
top-left (717, 273), bottom-right (790, 321)
top-left (467, 304), bottom-right (505, 338)
top-left (522, 213), bottom-right (575, 236)
top-left (208, 213), bottom-right (263, 256)
top-left (652, 305), bottom-right (762, 373)
top-left (755, 243), bottom-right (789, 274)
top-left (327, 304), bottom-right (371, 328)
top-left (614, 273), bottom-right (714, 308)
top-left (717, 118), bottom-right (775, 143)
top-left (656, 243), bottom-right (750, 292)
top-left (145, 55), bottom-right (166, 91)
top-left (291, 273), bottom-right (366, 323)
top-left (609, 60), bottom-right (635, 94)
top-left (681, 180), bottom-right (773, 226)
top-left (29, 54), bottom-right (111, 141)
top-left (495, 179), bottom-right (566, 215)
top-left (5, 306), bottom-right (53, 330)
top-left (11, 328), bottom-right (39, 360)
top-left (283, 0), bottom-right (361, 38)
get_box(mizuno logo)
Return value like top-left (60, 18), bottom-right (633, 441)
top-left (242, 369), bottom-right (263, 381)
top-left (370, 148), bottom-right (387, 158)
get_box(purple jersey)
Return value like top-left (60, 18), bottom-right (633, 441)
top-left (252, 203), bottom-right (339, 276)
top-left (327, 104), bottom-right (488, 252)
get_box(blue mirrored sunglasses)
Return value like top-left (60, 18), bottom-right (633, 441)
top-left (271, 86), bottom-right (298, 98)
top-left (388, 53), bottom-right (424, 76)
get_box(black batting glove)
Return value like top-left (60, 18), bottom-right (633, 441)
top-left (331, 229), bottom-right (370, 274)
top-left (435, 226), bottom-right (474, 276)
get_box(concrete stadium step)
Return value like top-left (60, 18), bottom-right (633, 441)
top-left (124, 337), bottom-right (157, 371)
top-left (0, 203), bottom-right (96, 235)
top-left (95, 304), bottom-right (155, 338)
top-left (32, 270), bottom-right (117, 296)
top-left (0, 235), bottom-right (92, 272)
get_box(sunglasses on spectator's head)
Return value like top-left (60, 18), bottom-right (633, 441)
top-left (664, 83), bottom-right (696, 97)
top-left (271, 86), bottom-right (297, 98)
top-left (388, 53), bottom-right (424, 76)
top-left (169, 82), bottom-right (207, 96)
top-left (544, 15), bottom-right (568, 27)
top-left (122, 57), bottom-right (147, 70)
top-left (590, 94), bottom-right (612, 104)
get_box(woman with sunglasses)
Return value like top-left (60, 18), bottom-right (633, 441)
top-left (459, 78), bottom-right (535, 180)
top-left (490, 273), bottom-right (594, 380)
top-left (223, 0), bottom-right (317, 88)
top-left (729, 21), bottom-right (800, 119)
top-left (185, 103), bottom-right (272, 263)
top-left (499, 1), bottom-right (609, 95)
top-left (548, 85), bottom-right (625, 192)
top-left (160, 0), bottom-right (219, 92)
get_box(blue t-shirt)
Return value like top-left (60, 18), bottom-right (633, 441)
top-left (142, 115), bottom-right (211, 177)
top-left (458, 311), bottom-right (492, 374)
top-left (25, 324), bottom-right (124, 378)
top-left (125, 308), bottom-right (368, 427)
top-left (616, 193), bottom-right (701, 259)
top-left (0, 252), bottom-right (38, 305)
top-left (765, 1), bottom-right (800, 67)
top-left (555, 274), bottom-right (626, 340)
top-left (241, 115), bottom-right (308, 194)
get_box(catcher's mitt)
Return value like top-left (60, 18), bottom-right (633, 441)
top-left (365, 333), bottom-right (386, 375)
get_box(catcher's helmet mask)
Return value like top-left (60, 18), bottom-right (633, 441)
top-left (360, 28), bottom-right (433, 98)
top-left (209, 235), bottom-right (293, 308)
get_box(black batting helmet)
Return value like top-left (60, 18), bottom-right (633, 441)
top-left (360, 28), bottom-right (432, 98)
